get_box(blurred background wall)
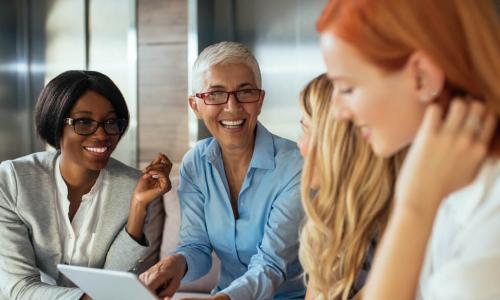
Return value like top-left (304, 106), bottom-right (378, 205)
top-left (0, 0), bottom-right (327, 171)
top-left (0, 0), bottom-right (138, 166)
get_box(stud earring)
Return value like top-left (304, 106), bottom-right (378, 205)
top-left (420, 90), bottom-right (438, 103)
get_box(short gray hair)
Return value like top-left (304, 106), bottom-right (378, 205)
top-left (191, 41), bottom-right (262, 93)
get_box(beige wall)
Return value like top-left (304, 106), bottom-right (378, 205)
top-left (137, 0), bottom-right (189, 171)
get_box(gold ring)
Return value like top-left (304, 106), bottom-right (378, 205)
top-left (465, 115), bottom-right (482, 136)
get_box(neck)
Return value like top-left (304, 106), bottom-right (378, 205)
top-left (220, 135), bottom-right (255, 175)
top-left (59, 154), bottom-right (99, 196)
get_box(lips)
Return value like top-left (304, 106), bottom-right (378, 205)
top-left (219, 119), bottom-right (246, 129)
top-left (359, 126), bottom-right (371, 140)
top-left (83, 145), bottom-right (111, 158)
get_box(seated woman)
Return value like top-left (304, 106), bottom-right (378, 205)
top-left (0, 70), bottom-right (170, 300)
top-left (140, 42), bottom-right (305, 299)
top-left (297, 74), bottom-right (404, 300)
top-left (317, 0), bottom-right (500, 299)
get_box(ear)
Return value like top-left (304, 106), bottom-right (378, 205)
top-left (188, 96), bottom-right (202, 119)
top-left (256, 90), bottom-right (265, 114)
top-left (408, 51), bottom-right (445, 103)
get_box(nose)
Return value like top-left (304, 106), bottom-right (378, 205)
top-left (331, 93), bottom-right (353, 121)
top-left (92, 124), bottom-right (110, 140)
top-left (224, 93), bottom-right (242, 112)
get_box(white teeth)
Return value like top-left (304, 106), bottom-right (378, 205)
top-left (220, 119), bottom-right (244, 127)
top-left (85, 147), bottom-right (107, 153)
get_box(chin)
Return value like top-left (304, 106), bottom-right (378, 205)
top-left (371, 141), bottom-right (398, 158)
top-left (372, 137), bottom-right (410, 158)
top-left (85, 159), bottom-right (109, 171)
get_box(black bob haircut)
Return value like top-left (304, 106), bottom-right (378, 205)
top-left (35, 70), bottom-right (129, 149)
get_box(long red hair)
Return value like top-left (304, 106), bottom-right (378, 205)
top-left (317, 0), bottom-right (500, 154)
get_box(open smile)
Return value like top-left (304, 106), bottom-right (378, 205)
top-left (83, 146), bottom-right (111, 158)
top-left (219, 119), bottom-right (246, 129)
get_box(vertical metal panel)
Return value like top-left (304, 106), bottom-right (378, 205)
top-left (32, 0), bottom-right (87, 151)
top-left (0, 0), bottom-right (31, 160)
top-left (88, 0), bottom-right (138, 167)
top-left (235, 0), bottom-right (326, 141)
top-left (0, 0), bottom-right (136, 164)
top-left (187, 0), bottom-right (199, 147)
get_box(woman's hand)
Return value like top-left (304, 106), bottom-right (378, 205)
top-left (139, 254), bottom-right (187, 299)
top-left (134, 153), bottom-right (173, 207)
top-left (396, 98), bottom-right (497, 216)
top-left (127, 153), bottom-right (172, 241)
top-left (365, 99), bottom-right (497, 300)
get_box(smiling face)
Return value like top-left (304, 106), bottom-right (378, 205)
top-left (320, 32), bottom-right (427, 157)
top-left (189, 63), bottom-right (264, 152)
top-left (59, 90), bottom-right (120, 172)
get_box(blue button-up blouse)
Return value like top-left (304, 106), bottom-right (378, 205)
top-left (175, 123), bottom-right (305, 299)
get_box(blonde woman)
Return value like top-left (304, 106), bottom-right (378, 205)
top-left (297, 73), bottom-right (405, 300)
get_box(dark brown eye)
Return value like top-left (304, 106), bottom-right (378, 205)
top-left (75, 118), bottom-right (93, 125)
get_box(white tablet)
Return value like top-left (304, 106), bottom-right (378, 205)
top-left (57, 264), bottom-right (210, 300)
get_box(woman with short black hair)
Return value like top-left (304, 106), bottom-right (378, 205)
top-left (35, 70), bottom-right (130, 149)
top-left (0, 70), bottom-right (169, 300)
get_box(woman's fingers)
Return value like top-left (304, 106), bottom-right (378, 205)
top-left (462, 101), bottom-right (485, 138)
top-left (478, 112), bottom-right (498, 145)
top-left (158, 276), bottom-right (181, 298)
top-left (140, 261), bottom-right (178, 297)
top-left (441, 98), bottom-right (467, 135)
top-left (420, 104), bottom-right (443, 135)
top-left (396, 97), bottom-right (494, 205)
top-left (143, 153), bottom-right (172, 174)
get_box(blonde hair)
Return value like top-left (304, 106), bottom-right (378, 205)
top-left (298, 74), bottom-right (406, 299)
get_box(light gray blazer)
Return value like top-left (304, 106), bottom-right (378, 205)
top-left (0, 150), bottom-right (165, 300)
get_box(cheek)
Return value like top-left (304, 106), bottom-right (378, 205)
top-left (110, 135), bottom-right (121, 147)
top-left (297, 135), bottom-right (309, 157)
top-left (199, 107), bottom-right (221, 122)
top-left (348, 87), bottom-right (389, 123)
top-left (242, 102), bottom-right (262, 117)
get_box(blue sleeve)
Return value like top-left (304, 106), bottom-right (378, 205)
top-left (220, 171), bottom-right (304, 299)
top-left (174, 159), bottom-right (214, 282)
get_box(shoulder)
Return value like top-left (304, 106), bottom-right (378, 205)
top-left (0, 151), bottom-right (57, 205)
top-left (0, 150), bottom-right (57, 179)
top-left (271, 133), bottom-right (303, 175)
top-left (180, 137), bottom-right (214, 172)
top-left (439, 159), bottom-right (500, 256)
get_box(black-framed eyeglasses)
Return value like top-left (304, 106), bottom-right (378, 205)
top-left (195, 89), bottom-right (264, 105)
top-left (64, 118), bottom-right (127, 136)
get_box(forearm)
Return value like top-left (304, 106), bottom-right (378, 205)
top-left (364, 195), bottom-right (440, 300)
top-left (104, 227), bottom-right (151, 272)
top-left (126, 199), bottom-right (148, 242)
top-left (175, 246), bottom-right (212, 282)
top-left (1, 277), bottom-right (84, 300)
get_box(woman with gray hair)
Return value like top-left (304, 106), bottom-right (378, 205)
top-left (140, 41), bottom-right (306, 299)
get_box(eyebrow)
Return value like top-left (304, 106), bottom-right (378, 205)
top-left (329, 75), bottom-right (352, 82)
top-left (208, 82), bottom-right (255, 90)
top-left (71, 110), bottom-right (117, 116)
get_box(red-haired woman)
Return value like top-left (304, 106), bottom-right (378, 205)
top-left (315, 1), bottom-right (499, 299)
